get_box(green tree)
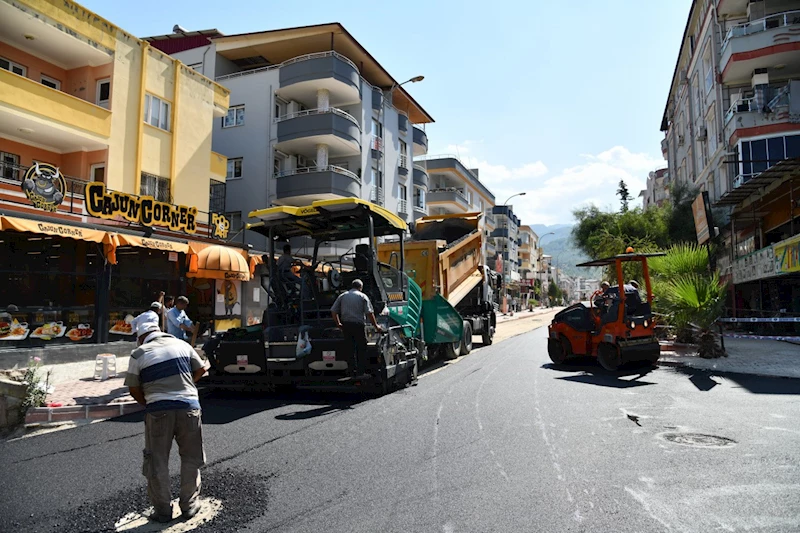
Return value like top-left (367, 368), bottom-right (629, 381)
top-left (660, 272), bottom-right (727, 358)
top-left (617, 180), bottom-right (633, 212)
top-left (547, 281), bottom-right (562, 305)
top-left (667, 181), bottom-right (700, 244)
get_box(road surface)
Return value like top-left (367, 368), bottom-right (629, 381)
top-left (2, 322), bottom-right (799, 532)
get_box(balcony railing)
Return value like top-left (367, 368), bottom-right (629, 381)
top-left (274, 106), bottom-right (360, 128)
top-left (370, 185), bottom-right (384, 204)
top-left (397, 199), bottom-right (408, 214)
top-left (275, 165), bottom-right (361, 184)
top-left (413, 202), bottom-right (425, 213)
top-left (371, 135), bottom-right (383, 152)
top-left (722, 10), bottom-right (800, 51)
top-left (1, 161), bottom-right (88, 200)
top-left (216, 51), bottom-right (360, 81)
top-left (725, 82), bottom-right (795, 124)
top-left (398, 154), bottom-right (408, 169)
top-left (428, 187), bottom-right (469, 202)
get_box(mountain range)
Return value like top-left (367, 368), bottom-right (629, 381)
top-left (528, 224), bottom-right (602, 279)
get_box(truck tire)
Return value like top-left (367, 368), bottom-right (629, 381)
top-left (460, 321), bottom-right (473, 355)
top-left (482, 326), bottom-right (494, 346)
top-left (442, 340), bottom-right (461, 360)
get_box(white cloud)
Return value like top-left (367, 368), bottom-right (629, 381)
top-left (431, 144), bottom-right (663, 227)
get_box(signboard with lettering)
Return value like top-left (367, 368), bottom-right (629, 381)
top-left (211, 213), bottom-right (230, 239)
top-left (733, 246), bottom-right (775, 284)
top-left (84, 182), bottom-right (197, 234)
top-left (22, 163), bottom-right (66, 212)
top-left (692, 191), bottom-right (713, 245)
top-left (773, 234), bottom-right (800, 275)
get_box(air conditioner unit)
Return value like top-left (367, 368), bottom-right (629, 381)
top-left (697, 127), bottom-right (708, 140)
top-left (297, 155), bottom-right (309, 167)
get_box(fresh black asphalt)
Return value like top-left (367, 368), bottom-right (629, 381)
top-left (2, 326), bottom-right (799, 532)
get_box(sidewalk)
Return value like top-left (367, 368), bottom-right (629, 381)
top-left (497, 307), bottom-right (562, 323)
top-left (659, 337), bottom-right (800, 379)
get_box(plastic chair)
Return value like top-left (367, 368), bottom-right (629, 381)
top-left (94, 353), bottom-right (117, 381)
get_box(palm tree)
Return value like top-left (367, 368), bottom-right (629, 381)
top-left (659, 272), bottom-right (728, 358)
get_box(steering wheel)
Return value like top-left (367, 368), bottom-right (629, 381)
top-left (321, 262), bottom-right (341, 288)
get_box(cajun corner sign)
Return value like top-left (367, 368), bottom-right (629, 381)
top-left (85, 182), bottom-right (198, 234)
top-left (22, 163), bottom-right (67, 213)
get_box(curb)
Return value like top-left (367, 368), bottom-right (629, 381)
top-left (657, 358), bottom-right (800, 381)
top-left (498, 309), bottom-right (560, 324)
top-left (24, 401), bottom-right (143, 424)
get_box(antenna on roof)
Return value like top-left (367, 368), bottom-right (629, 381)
top-left (173, 24), bottom-right (187, 34)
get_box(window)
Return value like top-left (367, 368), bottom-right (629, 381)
top-left (739, 134), bottom-right (800, 179)
top-left (96, 79), bottom-right (110, 109)
top-left (273, 157), bottom-right (282, 177)
top-left (40, 75), bottom-right (60, 90)
top-left (90, 163), bottom-right (105, 183)
top-left (226, 211), bottom-right (243, 233)
top-left (140, 173), bottom-right (171, 202)
top-left (399, 140), bottom-right (407, 156)
top-left (399, 183), bottom-right (407, 200)
top-left (1, 152), bottom-right (21, 181)
top-left (372, 119), bottom-right (383, 138)
top-left (703, 46), bottom-right (714, 94)
top-left (144, 94), bottom-right (170, 131)
top-left (0, 57), bottom-right (26, 76)
top-left (467, 190), bottom-right (473, 205)
top-left (222, 105), bottom-right (245, 128)
top-left (209, 180), bottom-right (226, 213)
top-left (227, 157), bottom-right (243, 179)
top-left (414, 186), bottom-right (425, 209)
top-left (371, 167), bottom-right (383, 187)
top-left (706, 106), bottom-right (717, 155)
top-left (187, 63), bottom-right (202, 71)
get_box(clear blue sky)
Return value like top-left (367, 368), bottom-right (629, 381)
top-left (81, 0), bottom-right (691, 226)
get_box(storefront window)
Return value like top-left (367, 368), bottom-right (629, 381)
top-left (0, 231), bottom-right (101, 346)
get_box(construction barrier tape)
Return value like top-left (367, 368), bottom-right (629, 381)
top-left (722, 333), bottom-right (800, 342)
top-left (717, 317), bottom-right (800, 323)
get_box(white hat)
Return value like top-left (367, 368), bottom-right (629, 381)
top-left (134, 313), bottom-right (161, 338)
top-left (150, 301), bottom-right (163, 310)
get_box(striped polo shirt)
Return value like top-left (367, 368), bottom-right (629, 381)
top-left (124, 333), bottom-right (204, 412)
top-left (331, 289), bottom-right (374, 325)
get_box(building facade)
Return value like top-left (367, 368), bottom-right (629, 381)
top-left (0, 0), bottom-right (254, 359)
top-left (491, 204), bottom-right (521, 283)
top-left (661, 0), bottom-right (800, 317)
top-left (640, 168), bottom-right (670, 210)
top-left (149, 24), bottom-right (434, 251)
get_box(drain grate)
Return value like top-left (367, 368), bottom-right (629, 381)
top-left (659, 432), bottom-right (736, 448)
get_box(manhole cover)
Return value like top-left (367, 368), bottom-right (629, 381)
top-left (659, 432), bottom-right (736, 448)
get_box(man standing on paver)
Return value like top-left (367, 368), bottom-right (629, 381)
top-left (331, 279), bottom-right (384, 376)
top-left (167, 296), bottom-right (194, 342)
top-left (125, 321), bottom-right (207, 523)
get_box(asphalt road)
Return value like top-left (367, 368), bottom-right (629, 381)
top-left (2, 325), bottom-right (800, 532)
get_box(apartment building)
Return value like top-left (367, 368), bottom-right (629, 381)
top-left (147, 23), bottom-right (434, 250)
top-left (491, 204), bottom-right (521, 283)
top-left (661, 0), bottom-right (800, 316)
top-left (639, 168), bottom-right (670, 210)
top-left (518, 225), bottom-right (539, 280)
top-left (419, 155), bottom-right (497, 265)
top-left (0, 0), bottom-right (241, 352)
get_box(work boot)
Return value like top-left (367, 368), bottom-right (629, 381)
top-left (182, 502), bottom-right (202, 520)
top-left (149, 511), bottom-right (173, 523)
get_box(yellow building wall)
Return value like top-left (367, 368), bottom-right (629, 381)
top-left (145, 48), bottom-right (175, 101)
top-left (140, 127), bottom-right (172, 178)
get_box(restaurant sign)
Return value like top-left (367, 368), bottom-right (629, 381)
top-left (211, 213), bottom-right (230, 239)
top-left (733, 246), bottom-right (775, 284)
top-left (85, 182), bottom-right (197, 234)
top-left (773, 234), bottom-right (800, 275)
top-left (22, 163), bottom-right (66, 213)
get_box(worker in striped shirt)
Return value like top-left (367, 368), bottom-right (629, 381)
top-left (331, 279), bottom-right (385, 376)
top-left (125, 321), bottom-right (207, 523)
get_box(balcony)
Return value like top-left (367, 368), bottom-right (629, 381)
top-left (210, 152), bottom-right (227, 182)
top-left (720, 11), bottom-right (800, 83)
top-left (275, 107), bottom-right (361, 157)
top-left (398, 113), bottom-right (409, 134)
top-left (427, 187), bottom-right (469, 212)
top-left (483, 212), bottom-right (496, 228)
top-left (716, 157), bottom-right (800, 207)
top-left (397, 199), bottom-right (409, 216)
top-left (412, 126), bottom-right (428, 156)
top-left (398, 154), bottom-right (409, 177)
top-left (724, 82), bottom-right (799, 142)
top-left (276, 52), bottom-right (360, 107)
top-left (370, 135), bottom-right (383, 159)
top-left (661, 138), bottom-right (668, 159)
top-left (274, 165), bottom-right (361, 204)
top-left (0, 68), bottom-right (111, 153)
top-left (412, 164), bottom-right (429, 188)
top-left (369, 185), bottom-right (384, 205)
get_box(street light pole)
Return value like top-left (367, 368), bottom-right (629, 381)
top-left (501, 192), bottom-right (526, 314)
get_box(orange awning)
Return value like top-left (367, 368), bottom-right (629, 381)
top-left (187, 244), bottom-right (250, 281)
top-left (116, 234), bottom-right (191, 254)
top-left (0, 215), bottom-right (118, 264)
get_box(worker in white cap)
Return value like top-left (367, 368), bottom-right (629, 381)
top-left (131, 302), bottom-right (162, 336)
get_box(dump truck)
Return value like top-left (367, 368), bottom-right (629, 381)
top-left (201, 198), bottom-right (424, 395)
top-left (378, 212), bottom-right (500, 360)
